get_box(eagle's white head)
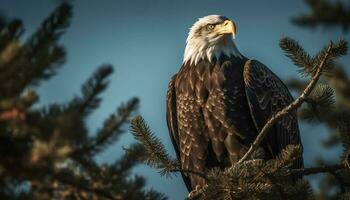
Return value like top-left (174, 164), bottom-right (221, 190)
top-left (183, 15), bottom-right (242, 65)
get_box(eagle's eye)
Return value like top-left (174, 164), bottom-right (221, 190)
top-left (207, 24), bottom-right (215, 30)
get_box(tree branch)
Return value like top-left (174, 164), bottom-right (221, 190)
top-left (288, 163), bottom-right (349, 192)
top-left (52, 172), bottom-right (117, 200)
top-left (238, 43), bottom-right (333, 164)
top-left (288, 164), bottom-right (343, 176)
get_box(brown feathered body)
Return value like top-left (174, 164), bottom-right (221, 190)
top-left (166, 55), bottom-right (303, 190)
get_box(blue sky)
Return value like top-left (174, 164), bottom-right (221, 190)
top-left (1, 0), bottom-right (349, 199)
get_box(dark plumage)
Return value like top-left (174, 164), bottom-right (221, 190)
top-left (166, 15), bottom-right (303, 191)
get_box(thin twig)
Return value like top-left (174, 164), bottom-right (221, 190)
top-left (288, 164), bottom-right (343, 176)
top-left (53, 173), bottom-right (117, 200)
top-left (258, 167), bottom-right (286, 199)
top-left (23, 165), bottom-right (117, 200)
top-left (237, 43), bottom-right (333, 164)
top-left (289, 164), bottom-right (348, 192)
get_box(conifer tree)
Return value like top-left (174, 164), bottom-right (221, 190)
top-left (130, 1), bottom-right (350, 199)
top-left (287, 0), bottom-right (350, 199)
top-left (292, 0), bottom-right (350, 31)
top-left (0, 3), bottom-right (165, 200)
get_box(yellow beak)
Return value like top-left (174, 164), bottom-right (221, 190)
top-left (214, 20), bottom-right (236, 37)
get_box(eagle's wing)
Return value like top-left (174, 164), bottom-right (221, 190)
top-left (166, 74), bottom-right (192, 191)
top-left (243, 60), bottom-right (303, 169)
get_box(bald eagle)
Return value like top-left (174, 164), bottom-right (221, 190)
top-left (166, 15), bottom-right (303, 191)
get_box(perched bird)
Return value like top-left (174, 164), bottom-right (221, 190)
top-left (166, 15), bottom-right (303, 192)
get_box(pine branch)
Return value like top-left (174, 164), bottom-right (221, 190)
top-left (190, 146), bottom-right (310, 200)
top-left (0, 14), bottom-right (7, 30)
top-left (130, 116), bottom-right (180, 177)
top-left (68, 65), bottom-right (113, 116)
top-left (308, 84), bottom-right (335, 109)
top-left (117, 143), bottom-right (146, 175)
top-left (25, 2), bottom-right (72, 56)
top-left (130, 116), bottom-right (208, 180)
top-left (287, 162), bottom-right (349, 192)
top-left (0, 19), bottom-right (23, 53)
top-left (279, 37), bottom-right (314, 76)
top-left (292, 0), bottom-right (350, 31)
top-left (313, 39), bottom-right (348, 75)
top-left (238, 41), bottom-right (333, 164)
top-left (51, 170), bottom-right (116, 200)
top-left (73, 98), bottom-right (139, 156)
top-left (0, 3), bottom-right (72, 97)
top-left (279, 37), bottom-right (347, 76)
top-left (264, 145), bottom-right (302, 172)
top-left (288, 164), bottom-right (344, 176)
top-left (301, 83), bottom-right (336, 121)
top-left (93, 98), bottom-right (139, 151)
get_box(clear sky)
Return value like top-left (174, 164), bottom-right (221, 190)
top-left (1, 0), bottom-right (349, 199)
